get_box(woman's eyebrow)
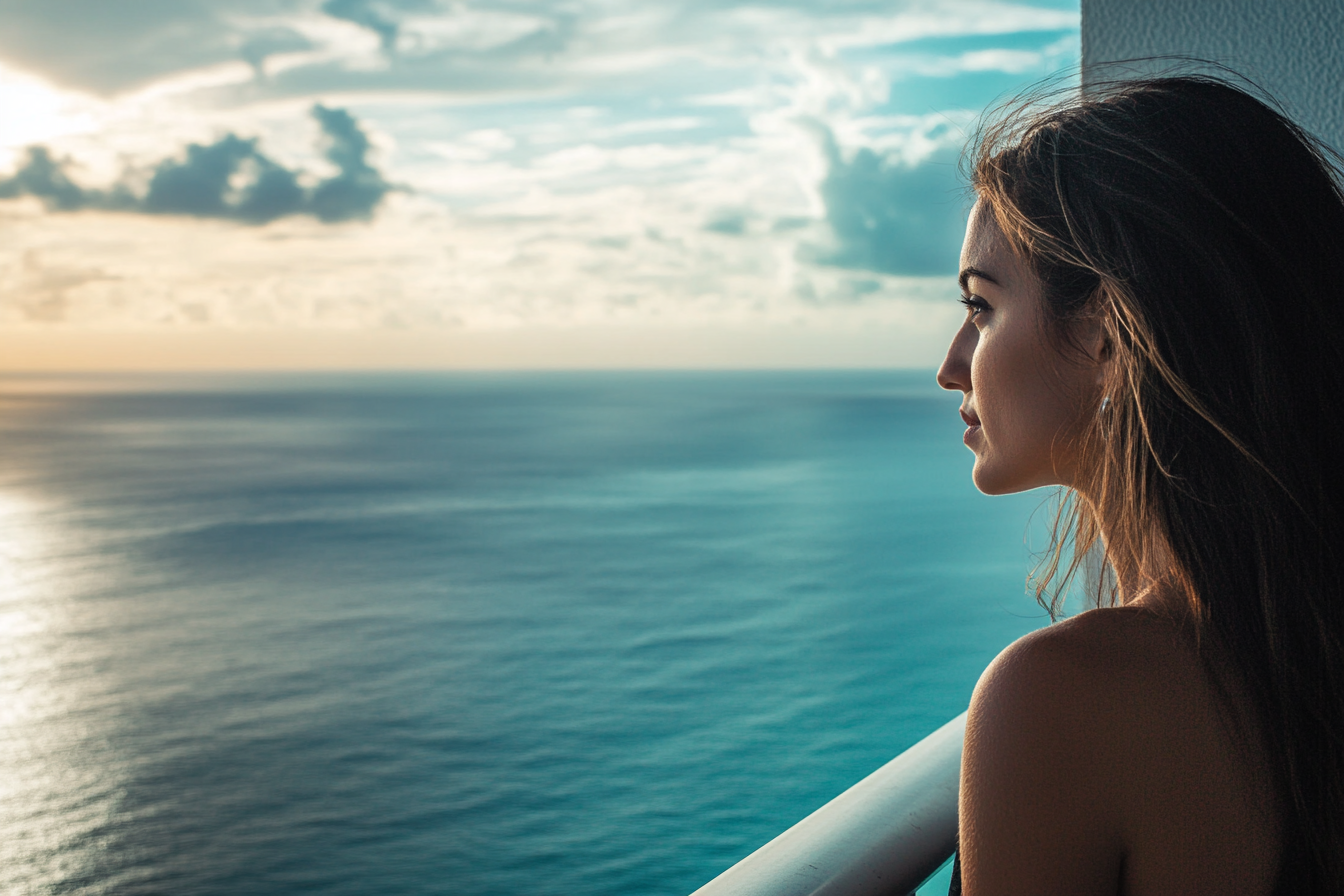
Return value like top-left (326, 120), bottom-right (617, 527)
top-left (958, 266), bottom-right (1001, 292)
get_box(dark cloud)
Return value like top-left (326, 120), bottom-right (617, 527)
top-left (308, 105), bottom-right (395, 222)
top-left (0, 147), bottom-right (127, 211)
top-left (801, 126), bottom-right (967, 277)
top-left (0, 105), bottom-right (394, 224)
top-left (142, 135), bottom-right (306, 222)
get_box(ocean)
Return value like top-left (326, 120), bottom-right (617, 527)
top-left (0, 371), bottom-right (1047, 896)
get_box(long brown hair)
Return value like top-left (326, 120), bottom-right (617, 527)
top-left (971, 74), bottom-right (1344, 893)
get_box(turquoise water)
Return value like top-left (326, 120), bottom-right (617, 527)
top-left (0, 371), bottom-right (1046, 895)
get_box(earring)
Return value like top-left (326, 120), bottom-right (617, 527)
top-left (1097, 396), bottom-right (1112, 438)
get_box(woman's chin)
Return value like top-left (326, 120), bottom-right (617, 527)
top-left (970, 459), bottom-right (1002, 495)
top-left (972, 471), bottom-right (1013, 496)
top-left (971, 458), bottom-right (1041, 496)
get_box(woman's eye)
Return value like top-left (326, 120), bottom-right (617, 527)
top-left (960, 295), bottom-right (990, 320)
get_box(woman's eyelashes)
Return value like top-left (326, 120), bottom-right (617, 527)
top-left (960, 294), bottom-right (991, 320)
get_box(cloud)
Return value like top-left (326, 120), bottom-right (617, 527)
top-left (1, 250), bottom-right (120, 323)
top-left (321, 0), bottom-right (401, 52)
top-left (0, 147), bottom-right (127, 212)
top-left (0, 1), bottom-right (1076, 103)
top-left (0, 0), bottom-right (1073, 346)
top-left (142, 134), bottom-right (305, 221)
top-left (704, 210), bottom-right (749, 236)
top-left (0, 0), bottom-right (293, 95)
top-left (801, 125), bottom-right (967, 277)
top-left (307, 105), bottom-right (395, 222)
top-left (0, 105), bottom-right (393, 224)
top-left (240, 27), bottom-right (316, 76)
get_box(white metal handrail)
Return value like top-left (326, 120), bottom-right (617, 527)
top-left (690, 712), bottom-right (965, 896)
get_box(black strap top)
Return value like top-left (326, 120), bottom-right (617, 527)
top-left (946, 850), bottom-right (961, 895)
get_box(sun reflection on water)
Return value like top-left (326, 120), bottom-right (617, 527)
top-left (0, 489), bottom-right (130, 894)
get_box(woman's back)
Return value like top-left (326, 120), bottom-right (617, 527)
top-left (959, 597), bottom-right (1281, 895)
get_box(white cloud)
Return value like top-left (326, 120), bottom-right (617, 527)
top-left (395, 8), bottom-right (554, 55)
top-left (0, 178), bottom-right (956, 334)
top-left (819, 2), bottom-right (1078, 52)
top-left (0, 0), bottom-right (1077, 361)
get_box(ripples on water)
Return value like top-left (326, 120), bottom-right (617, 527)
top-left (0, 371), bottom-right (1044, 895)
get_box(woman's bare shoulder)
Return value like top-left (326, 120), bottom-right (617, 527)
top-left (975, 605), bottom-right (1197, 722)
top-left (968, 602), bottom-right (1262, 817)
top-left (960, 605), bottom-right (1281, 895)
top-left (962, 609), bottom-right (1177, 843)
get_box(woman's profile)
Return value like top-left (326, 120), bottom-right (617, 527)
top-left (937, 73), bottom-right (1344, 895)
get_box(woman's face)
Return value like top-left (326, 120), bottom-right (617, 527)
top-left (937, 201), bottom-right (1103, 495)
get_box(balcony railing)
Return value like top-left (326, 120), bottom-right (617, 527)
top-left (690, 712), bottom-right (965, 896)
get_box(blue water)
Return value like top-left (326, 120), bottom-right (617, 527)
top-left (0, 371), bottom-right (1046, 896)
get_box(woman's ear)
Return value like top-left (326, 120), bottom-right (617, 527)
top-left (1090, 319), bottom-right (1115, 393)
top-left (1081, 289), bottom-right (1114, 371)
top-left (1069, 310), bottom-right (1111, 368)
top-left (1095, 324), bottom-right (1114, 363)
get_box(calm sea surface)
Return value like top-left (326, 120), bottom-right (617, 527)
top-left (0, 371), bottom-right (1047, 896)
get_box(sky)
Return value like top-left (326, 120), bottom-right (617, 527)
top-left (0, 0), bottom-right (1078, 370)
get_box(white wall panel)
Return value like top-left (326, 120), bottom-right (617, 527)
top-left (1082, 0), bottom-right (1344, 150)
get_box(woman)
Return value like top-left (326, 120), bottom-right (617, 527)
top-left (936, 74), bottom-right (1344, 895)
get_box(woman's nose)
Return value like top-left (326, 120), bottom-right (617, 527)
top-left (936, 323), bottom-right (973, 393)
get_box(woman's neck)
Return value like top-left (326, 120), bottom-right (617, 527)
top-left (1093, 512), bottom-right (1182, 612)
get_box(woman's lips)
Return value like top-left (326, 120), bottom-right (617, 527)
top-left (960, 408), bottom-right (981, 444)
